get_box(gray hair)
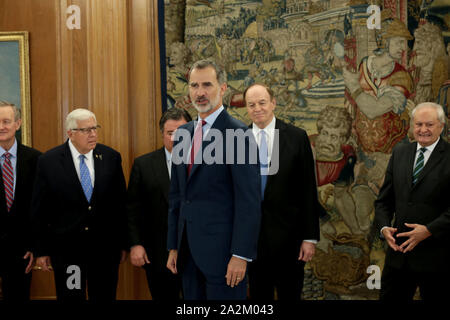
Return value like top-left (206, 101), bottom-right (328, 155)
top-left (412, 102), bottom-right (446, 124)
top-left (65, 108), bottom-right (97, 130)
top-left (188, 59), bottom-right (227, 84)
top-left (0, 100), bottom-right (21, 121)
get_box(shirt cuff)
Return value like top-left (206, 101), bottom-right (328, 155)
top-left (304, 239), bottom-right (318, 244)
top-left (232, 254), bottom-right (252, 262)
top-left (380, 226), bottom-right (388, 239)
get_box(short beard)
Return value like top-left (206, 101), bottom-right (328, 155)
top-left (192, 102), bottom-right (214, 114)
top-left (192, 90), bottom-right (221, 114)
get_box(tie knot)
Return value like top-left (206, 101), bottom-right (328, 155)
top-left (3, 152), bottom-right (11, 160)
top-left (420, 147), bottom-right (427, 154)
top-left (199, 119), bottom-right (206, 127)
top-left (79, 154), bottom-right (86, 161)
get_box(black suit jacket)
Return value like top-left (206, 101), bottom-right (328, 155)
top-left (256, 119), bottom-right (320, 261)
top-left (127, 147), bottom-right (170, 269)
top-left (0, 143), bottom-right (41, 254)
top-left (374, 138), bottom-right (450, 273)
top-left (31, 141), bottom-right (127, 257)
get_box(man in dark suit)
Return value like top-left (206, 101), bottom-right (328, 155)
top-left (31, 108), bottom-right (127, 301)
top-left (166, 60), bottom-right (261, 300)
top-left (0, 101), bottom-right (41, 300)
top-left (127, 107), bottom-right (191, 300)
top-left (244, 83), bottom-right (320, 300)
top-left (374, 102), bottom-right (450, 300)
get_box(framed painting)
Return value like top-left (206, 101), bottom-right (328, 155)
top-left (0, 31), bottom-right (31, 146)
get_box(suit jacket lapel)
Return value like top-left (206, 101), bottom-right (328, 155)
top-left (91, 147), bottom-right (103, 202)
top-left (0, 155), bottom-right (6, 213)
top-left (265, 119), bottom-right (285, 193)
top-left (179, 121), bottom-right (193, 185)
top-left (413, 139), bottom-right (445, 188)
top-left (154, 148), bottom-right (170, 203)
top-left (406, 142), bottom-right (417, 189)
top-left (10, 143), bottom-right (26, 211)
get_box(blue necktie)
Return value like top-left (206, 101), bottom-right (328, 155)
top-left (412, 147), bottom-right (427, 185)
top-left (79, 155), bottom-right (93, 202)
top-left (259, 130), bottom-right (269, 198)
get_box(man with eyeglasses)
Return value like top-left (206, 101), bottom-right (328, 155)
top-left (31, 108), bottom-right (127, 301)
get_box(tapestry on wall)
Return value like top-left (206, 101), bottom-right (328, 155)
top-left (162, 0), bottom-right (450, 300)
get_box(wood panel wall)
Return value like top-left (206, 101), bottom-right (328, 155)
top-left (0, 0), bottom-right (163, 300)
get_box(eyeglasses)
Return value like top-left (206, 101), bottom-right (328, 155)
top-left (71, 125), bottom-right (101, 134)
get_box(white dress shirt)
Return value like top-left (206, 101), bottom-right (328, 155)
top-left (251, 116), bottom-right (276, 164)
top-left (165, 147), bottom-right (172, 179)
top-left (68, 139), bottom-right (95, 186)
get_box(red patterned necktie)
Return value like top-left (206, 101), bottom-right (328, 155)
top-left (188, 120), bottom-right (206, 175)
top-left (2, 152), bottom-right (14, 211)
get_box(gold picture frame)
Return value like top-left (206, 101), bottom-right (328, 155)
top-left (0, 31), bottom-right (31, 146)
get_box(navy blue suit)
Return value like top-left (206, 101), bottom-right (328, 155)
top-left (167, 108), bottom-right (261, 300)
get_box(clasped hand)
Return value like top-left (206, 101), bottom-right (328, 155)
top-left (382, 223), bottom-right (431, 253)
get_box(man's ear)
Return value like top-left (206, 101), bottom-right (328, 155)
top-left (15, 118), bottom-right (22, 130)
top-left (220, 82), bottom-right (228, 95)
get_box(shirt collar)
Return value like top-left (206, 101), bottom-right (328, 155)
top-left (197, 105), bottom-right (224, 127)
top-left (252, 115), bottom-right (276, 137)
top-left (164, 147), bottom-right (171, 162)
top-left (68, 139), bottom-right (94, 161)
top-left (417, 137), bottom-right (440, 153)
top-left (0, 139), bottom-right (18, 158)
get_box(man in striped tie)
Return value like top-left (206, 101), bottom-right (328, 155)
top-left (0, 101), bottom-right (41, 300)
top-left (375, 102), bottom-right (450, 300)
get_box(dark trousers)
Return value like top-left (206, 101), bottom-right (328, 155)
top-left (50, 233), bottom-right (121, 301)
top-left (178, 231), bottom-right (247, 300)
top-left (143, 262), bottom-right (182, 300)
top-left (249, 258), bottom-right (305, 300)
top-left (0, 250), bottom-right (32, 300)
top-left (380, 264), bottom-right (450, 301)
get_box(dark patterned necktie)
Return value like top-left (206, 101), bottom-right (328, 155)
top-left (2, 152), bottom-right (14, 211)
top-left (412, 147), bottom-right (427, 185)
